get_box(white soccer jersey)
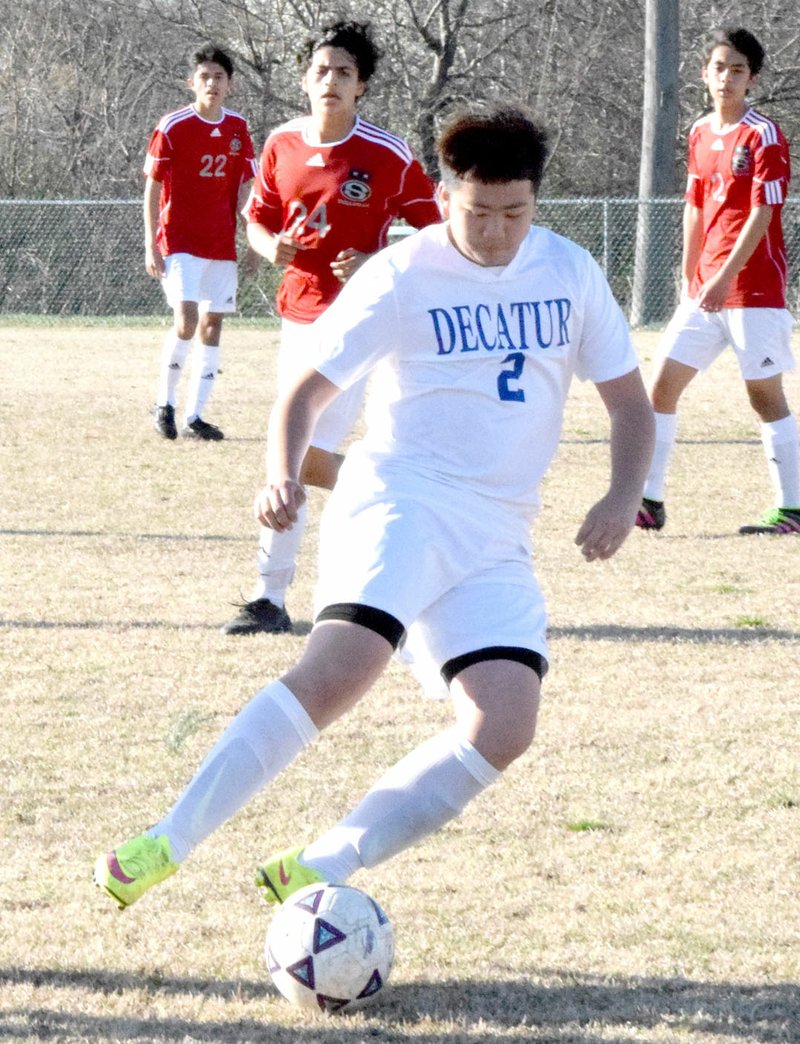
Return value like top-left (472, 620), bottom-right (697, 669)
top-left (311, 223), bottom-right (637, 519)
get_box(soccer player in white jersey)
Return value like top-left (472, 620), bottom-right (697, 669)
top-left (94, 105), bottom-right (654, 912)
top-left (635, 27), bottom-right (798, 535)
top-left (146, 44), bottom-right (257, 442)
top-left (220, 20), bottom-right (439, 636)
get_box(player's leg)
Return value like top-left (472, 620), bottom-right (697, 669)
top-left (638, 357), bottom-right (695, 523)
top-left (260, 551), bottom-right (546, 899)
top-left (94, 617), bottom-right (395, 908)
top-left (726, 308), bottom-right (800, 534)
top-left (221, 319), bottom-right (364, 635)
top-left (183, 260), bottom-right (237, 439)
top-left (154, 255), bottom-right (200, 439)
top-left (300, 446), bottom-right (344, 490)
top-left (280, 656), bottom-right (541, 893)
top-left (173, 299), bottom-right (201, 341)
top-left (637, 303), bottom-right (724, 530)
top-left (246, 403), bottom-right (357, 614)
top-left (182, 310), bottom-right (224, 439)
top-left (741, 380), bottom-right (800, 533)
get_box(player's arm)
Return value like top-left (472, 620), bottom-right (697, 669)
top-left (255, 369), bottom-right (341, 532)
top-left (237, 180), bottom-right (261, 275)
top-left (575, 367), bottom-right (655, 562)
top-left (330, 247), bottom-right (370, 284)
top-left (695, 205), bottom-right (774, 312)
top-left (143, 176), bottom-right (164, 279)
top-left (397, 157), bottom-right (441, 229)
top-left (247, 220), bottom-right (306, 266)
top-left (680, 202), bottom-right (703, 299)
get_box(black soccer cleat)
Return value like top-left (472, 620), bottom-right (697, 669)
top-left (221, 598), bottom-right (293, 635)
top-left (635, 497), bottom-right (666, 531)
top-left (181, 417), bottom-right (224, 441)
top-left (153, 404), bottom-right (178, 440)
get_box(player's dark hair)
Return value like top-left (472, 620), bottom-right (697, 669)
top-left (438, 105), bottom-right (549, 191)
top-left (298, 20), bottom-right (382, 82)
top-left (191, 43), bottom-right (235, 78)
top-left (703, 27), bottom-right (765, 75)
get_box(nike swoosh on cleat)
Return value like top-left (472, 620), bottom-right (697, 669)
top-left (107, 852), bottom-right (136, 885)
top-left (279, 860), bottom-right (291, 886)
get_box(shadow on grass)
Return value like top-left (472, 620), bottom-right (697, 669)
top-left (0, 528), bottom-right (251, 542)
top-left (560, 436), bottom-right (761, 446)
top-left (0, 966), bottom-right (797, 1042)
top-left (549, 623), bottom-right (800, 644)
top-left (0, 617), bottom-right (315, 635)
top-left (0, 617), bottom-right (794, 643)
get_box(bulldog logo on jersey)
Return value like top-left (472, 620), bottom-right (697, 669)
top-left (341, 169), bottom-right (372, 203)
top-left (731, 144), bottom-right (752, 176)
top-left (229, 136), bottom-right (242, 155)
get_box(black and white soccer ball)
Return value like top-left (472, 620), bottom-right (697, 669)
top-left (265, 883), bottom-right (395, 1013)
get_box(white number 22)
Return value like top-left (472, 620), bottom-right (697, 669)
top-left (199, 154), bottom-right (227, 178)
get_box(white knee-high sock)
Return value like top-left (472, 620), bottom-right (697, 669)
top-left (157, 332), bottom-right (192, 406)
top-left (301, 730), bottom-right (501, 883)
top-left (643, 411), bottom-right (679, 502)
top-left (251, 504), bottom-right (308, 606)
top-left (761, 415), bottom-right (800, 507)
top-left (185, 342), bottom-right (220, 423)
top-left (150, 681), bottom-right (318, 862)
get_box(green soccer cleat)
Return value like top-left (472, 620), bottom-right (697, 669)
top-left (255, 845), bottom-right (326, 905)
top-left (739, 506), bottom-right (800, 535)
top-left (93, 833), bottom-right (178, 910)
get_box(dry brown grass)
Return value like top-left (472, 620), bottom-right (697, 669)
top-left (1, 321), bottom-right (798, 1043)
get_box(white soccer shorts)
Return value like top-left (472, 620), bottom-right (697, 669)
top-left (162, 253), bottom-right (238, 314)
top-left (659, 299), bottom-right (795, 381)
top-left (313, 457), bottom-right (548, 672)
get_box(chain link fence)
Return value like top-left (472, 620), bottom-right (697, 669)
top-left (1, 197), bottom-right (799, 323)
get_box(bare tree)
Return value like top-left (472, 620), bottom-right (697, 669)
top-left (1, 0), bottom-right (798, 201)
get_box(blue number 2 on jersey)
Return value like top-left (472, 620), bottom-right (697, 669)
top-left (497, 352), bottom-right (526, 402)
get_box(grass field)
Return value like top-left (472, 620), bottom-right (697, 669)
top-left (1, 322), bottom-right (799, 1043)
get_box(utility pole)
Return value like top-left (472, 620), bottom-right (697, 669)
top-left (630, 0), bottom-right (680, 327)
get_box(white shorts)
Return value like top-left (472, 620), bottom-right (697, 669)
top-left (162, 253), bottom-right (238, 313)
top-left (314, 452), bottom-right (548, 673)
top-left (279, 318), bottom-right (366, 452)
top-left (658, 300), bottom-right (795, 381)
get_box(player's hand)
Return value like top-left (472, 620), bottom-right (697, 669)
top-left (268, 233), bottom-right (306, 267)
top-left (145, 244), bottom-right (165, 280)
top-left (574, 492), bottom-right (639, 562)
top-left (330, 248), bottom-right (369, 284)
top-left (254, 480), bottom-right (307, 532)
top-left (696, 272), bottom-right (731, 313)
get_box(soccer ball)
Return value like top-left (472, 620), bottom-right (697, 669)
top-left (265, 883), bottom-right (395, 1013)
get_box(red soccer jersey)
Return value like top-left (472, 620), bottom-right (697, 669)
top-left (144, 106), bottom-right (257, 262)
top-left (247, 114), bottom-right (440, 321)
top-left (685, 108), bottom-right (791, 308)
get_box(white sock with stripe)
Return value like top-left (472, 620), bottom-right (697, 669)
top-left (150, 681), bottom-right (318, 862)
top-left (761, 415), bottom-right (800, 507)
top-left (301, 730), bottom-right (500, 883)
top-left (643, 411), bottom-right (678, 502)
top-left (251, 504), bottom-right (308, 606)
top-left (185, 341), bottom-right (219, 424)
top-left (157, 332), bottom-right (192, 406)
